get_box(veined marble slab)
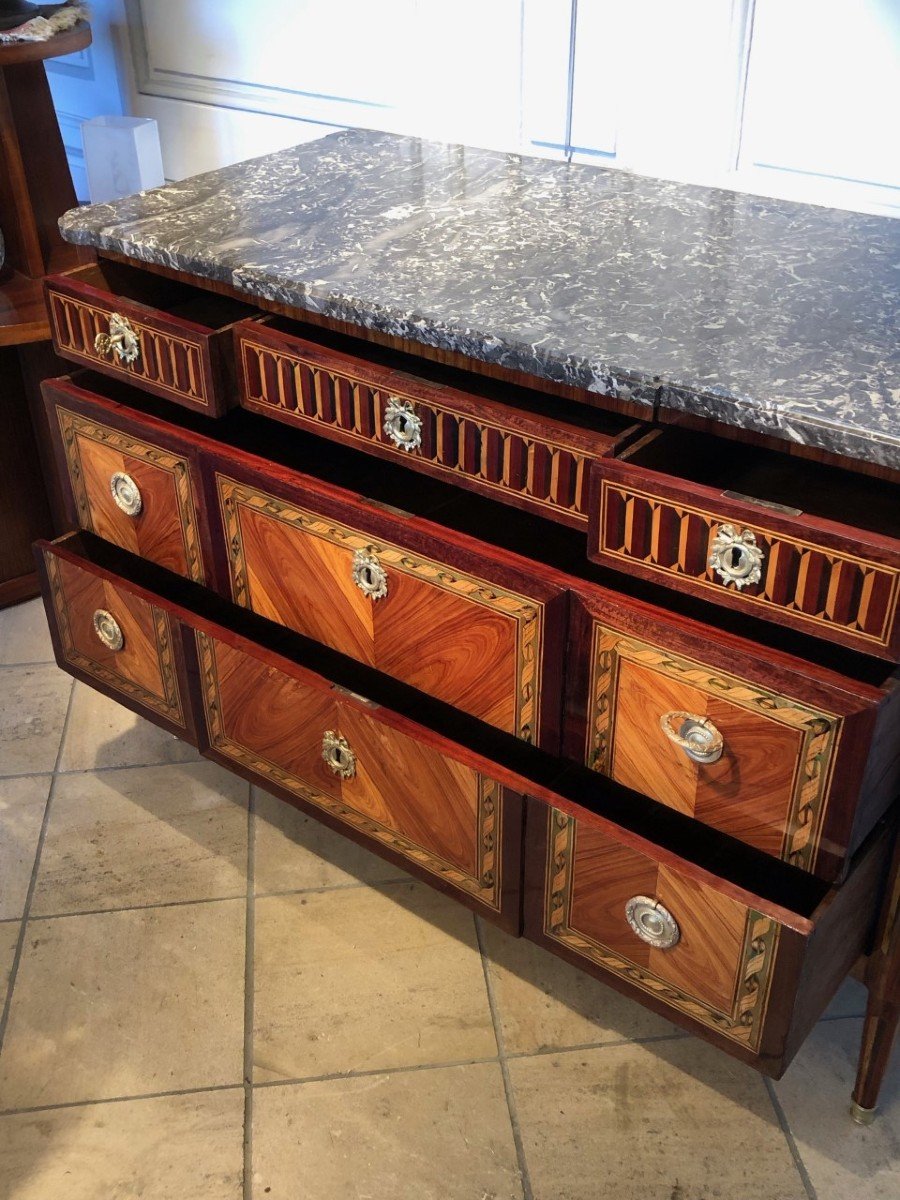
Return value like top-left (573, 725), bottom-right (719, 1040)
top-left (60, 129), bottom-right (900, 469)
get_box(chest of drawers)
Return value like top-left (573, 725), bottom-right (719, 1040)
top-left (37, 141), bottom-right (900, 1124)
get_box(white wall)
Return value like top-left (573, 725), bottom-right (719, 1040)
top-left (51, 0), bottom-right (900, 217)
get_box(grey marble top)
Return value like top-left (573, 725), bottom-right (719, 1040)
top-left (60, 129), bottom-right (900, 469)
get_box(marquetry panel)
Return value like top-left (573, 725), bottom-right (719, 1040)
top-left (56, 406), bottom-right (206, 583)
top-left (598, 480), bottom-right (900, 651)
top-left (45, 552), bottom-right (185, 727)
top-left (47, 287), bottom-right (212, 408)
top-left (197, 631), bottom-right (503, 910)
top-left (218, 475), bottom-right (544, 740)
top-left (543, 809), bottom-right (781, 1050)
top-left (585, 623), bottom-right (842, 871)
top-left (238, 336), bottom-right (595, 525)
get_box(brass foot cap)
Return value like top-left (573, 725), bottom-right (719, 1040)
top-left (850, 1101), bottom-right (877, 1125)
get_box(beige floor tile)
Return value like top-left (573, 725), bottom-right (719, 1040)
top-left (0, 899), bottom-right (245, 1109)
top-left (253, 1061), bottom-right (521, 1200)
top-left (31, 762), bottom-right (248, 916)
top-left (59, 682), bottom-right (200, 772)
top-left (0, 1088), bottom-right (244, 1200)
top-left (0, 599), bottom-right (55, 666)
top-left (0, 665), bottom-right (71, 776)
top-left (480, 919), bottom-right (681, 1054)
top-left (772, 1018), bottom-right (899, 1200)
top-left (253, 786), bottom-right (407, 895)
top-left (0, 922), bottom-right (19, 994)
top-left (253, 881), bottom-right (496, 1082)
top-left (0, 776), bottom-right (51, 920)
top-left (509, 1040), bottom-right (808, 1200)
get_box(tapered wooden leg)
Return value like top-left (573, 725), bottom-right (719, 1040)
top-left (851, 833), bottom-right (900, 1123)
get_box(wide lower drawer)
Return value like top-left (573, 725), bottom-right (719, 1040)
top-left (43, 376), bottom-right (211, 584)
top-left (235, 318), bottom-right (639, 528)
top-left (34, 533), bottom-right (890, 1074)
top-left (36, 540), bottom-right (195, 741)
top-left (209, 457), bottom-right (566, 745)
top-left (45, 261), bottom-right (258, 415)
top-left (589, 427), bottom-right (900, 659)
top-left (524, 797), bottom-right (888, 1071)
top-left (191, 623), bottom-right (523, 927)
top-left (566, 583), bottom-right (900, 882)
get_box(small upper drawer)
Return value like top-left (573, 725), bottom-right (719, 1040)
top-left (566, 583), bottom-right (900, 882)
top-left (45, 261), bottom-right (258, 415)
top-left (208, 456), bottom-right (566, 747)
top-left (588, 427), bottom-right (900, 659)
top-left (43, 376), bottom-right (211, 584)
top-left (234, 319), bottom-right (638, 528)
top-left (36, 539), bottom-right (194, 741)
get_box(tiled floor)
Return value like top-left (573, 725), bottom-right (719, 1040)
top-left (0, 596), bottom-right (897, 1200)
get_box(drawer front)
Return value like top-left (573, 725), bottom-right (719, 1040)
top-left (46, 272), bottom-right (227, 414)
top-left (47, 385), bottom-right (207, 584)
top-left (40, 547), bottom-right (190, 735)
top-left (215, 471), bottom-right (560, 743)
top-left (236, 323), bottom-right (611, 527)
top-left (533, 807), bottom-right (785, 1054)
top-left (593, 475), bottom-right (900, 658)
top-left (194, 627), bottom-right (517, 920)
top-left (567, 589), bottom-right (895, 882)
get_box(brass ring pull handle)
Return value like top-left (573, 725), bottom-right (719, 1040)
top-left (660, 711), bottom-right (724, 764)
top-left (709, 524), bottom-right (764, 589)
top-left (321, 730), bottom-right (356, 779)
top-left (92, 609), bottom-right (124, 652)
top-left (110, 471), bottom-right (142, 517)
top-left (625, 895), bottom-right (680, 949)
top-left (352, 548), bottom-right (388, 600)
top-left (383, 396), bottom-right (422, 452)
top-left (94, 312), bottom-right (140, 365)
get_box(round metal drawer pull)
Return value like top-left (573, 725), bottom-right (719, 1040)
top-left (625, 896), bottom-right (680, 950)
top-left (352, 548), bottom-right (388, 600)
top-left (94, 312), bottom-right (140, 365)
top-left (321, 730), bottom-right (357, 779)
top-left (660, 711), bottom-right (724, 764)
top-left (92, 609), bottom-right (124, 652)
top-left (709, 524), bottom-right (764, 589)
top-left (383, 396), bottom-right (422, 452)
top-left (109, 471), bottom-right (143, 517)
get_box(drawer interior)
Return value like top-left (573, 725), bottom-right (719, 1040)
top-left (618, 426), bottom-right (900, 539)
top-left (60, 260), bottom-right (259, 331)
top-left (254, 315), bottom-right (639, 441)
top-left (51, 529), bottom-right (837, 924)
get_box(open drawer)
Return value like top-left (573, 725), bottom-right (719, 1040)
top-left (588, 426), bottom-right (900, 659)
top-left (565, 581), bottom-right (900, 883)
top-left (33, 533), bottom-right (895, 1075)
top-left (234, 317), bottom-right (642, 528)
top-left (45, 260), bottom-right (260, 415)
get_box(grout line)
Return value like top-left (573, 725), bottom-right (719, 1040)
top-left (253, 875), bottom-right (411, 901)
top-left (250, 1054), bottom-right (501, 1093)
top-left (242, 783), bottom-right (256, 1200)
top-left (27, 892), bottom-right (249, 923)
top-left (0, 1081), bottom-right (244, 1119)
top-left (475, 917), bottom-right (534, 1200)
top-left (0, 679), bottom-right (76, 1059)
top-left (764, 1077), bottom-right (819, 1200)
